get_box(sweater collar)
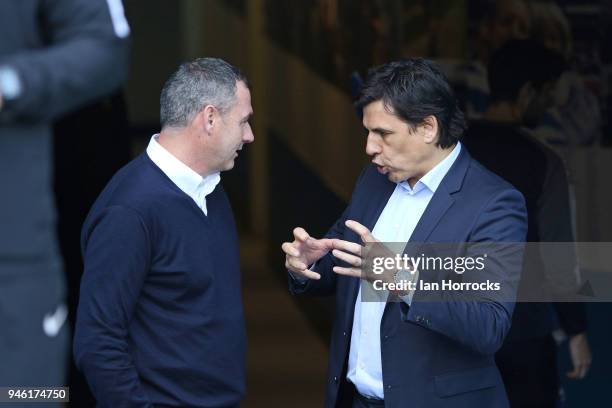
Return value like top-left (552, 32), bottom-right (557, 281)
top-left (146, 134), bottom-right (220, 213)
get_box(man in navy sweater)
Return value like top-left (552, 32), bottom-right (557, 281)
top-left (74, 58), bottom-right (254, 407)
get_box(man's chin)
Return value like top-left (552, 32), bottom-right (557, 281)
top-left (387, 172), bottom-right (409, 184)
top-left (386, 172), bottom-right (399, 182)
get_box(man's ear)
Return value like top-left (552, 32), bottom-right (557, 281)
top-left (197, 104), bottom-right (217, 135)
top-left (421, 115), bottom-right (439, 144)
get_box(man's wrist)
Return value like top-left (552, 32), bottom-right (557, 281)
top-left (393, 268), bottom-right (411, 295)
top-left (392, 267), bottom-right (418, 304)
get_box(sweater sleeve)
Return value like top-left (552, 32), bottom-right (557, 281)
top-left (74, 205), bottom-right (152, 408)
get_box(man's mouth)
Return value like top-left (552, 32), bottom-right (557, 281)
top-left (374, 162), bottom-right (388, 175)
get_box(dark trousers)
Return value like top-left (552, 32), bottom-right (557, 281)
top-left (496, 334), bottom-right (559, 408)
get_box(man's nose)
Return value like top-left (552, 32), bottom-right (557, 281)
top-left (243, 124), bottom-right (254, 144)
top-left (365, 134), bottom-right (380, 156)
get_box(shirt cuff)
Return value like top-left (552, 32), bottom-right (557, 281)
top-left (289, 271), bottom-right (309, 284)
top-left (288, 260), bottom-right (318, 284)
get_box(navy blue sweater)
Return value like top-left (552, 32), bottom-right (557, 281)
top-left (74, 154), bottom-right (246, 407)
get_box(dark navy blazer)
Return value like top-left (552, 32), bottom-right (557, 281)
top-left (290, 147), bottom-right (527, 408)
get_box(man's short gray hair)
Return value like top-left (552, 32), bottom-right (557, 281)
top-left (160, 57), bottom-right (247, 128)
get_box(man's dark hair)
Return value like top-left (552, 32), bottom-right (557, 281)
top-left (160, 57), bottom-right (248, 129)
top-left (355, 59), bottom-right (466, 148)
top-left (488, 40), bottom-right (566, 103)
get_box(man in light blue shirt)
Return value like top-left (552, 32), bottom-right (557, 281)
top-left (283, 59), bottom-right (526, 408)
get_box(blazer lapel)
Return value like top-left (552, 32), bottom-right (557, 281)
top-left (409, 146), bottom-right (471, 243)
top-left (408, 186), bottom-right (455, 243)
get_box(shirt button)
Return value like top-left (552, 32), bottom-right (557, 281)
top-left (343, 331), bottom-right (347, 337)
top-left (333, 376), bottom-right (338, 383)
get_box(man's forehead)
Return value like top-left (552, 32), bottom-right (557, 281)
top-left (363, 100), bottom-right (396, 125)
top-left (364, 99), bottom-right (397, 114)
top-left (238, 84), bottom-right (252, 104)
top-left (233, 81), bottom-right (252, 113)
top-left (236, 80), bottom-right (250, 97)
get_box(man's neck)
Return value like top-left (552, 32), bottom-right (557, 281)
top-left (158, 128), bottom-right (213, 177)
top-left (407, 144), bottom-right (456, 188)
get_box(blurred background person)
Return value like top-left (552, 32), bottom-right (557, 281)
top-left (446, 0), bottom-right (532, 119)
top-left (0, 0), bottom-right (130, 399)
top-left (463, 39), bottom-right (592, 408)
top-left (449, 0), bottom-right (602, 146)
top-left (528, 0), bottom-right (602, 146)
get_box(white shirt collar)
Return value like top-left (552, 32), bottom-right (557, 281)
top-left (146, 134), bottom-right (220, 215)
top-left (399, 142), bottom-right (462, 194)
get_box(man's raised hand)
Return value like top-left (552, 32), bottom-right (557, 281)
top-left (331, 220), bottom-right (381, 280)
top-left (282, 227), bottom-right (334, 280)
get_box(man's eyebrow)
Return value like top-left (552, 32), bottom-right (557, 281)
top-left (241, 112), bottom-right (253, 123)
top-left (370, 127), bottom-right (393, 134)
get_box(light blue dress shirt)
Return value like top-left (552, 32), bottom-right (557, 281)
top-left (347, 142), bottom-right (462, 399)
